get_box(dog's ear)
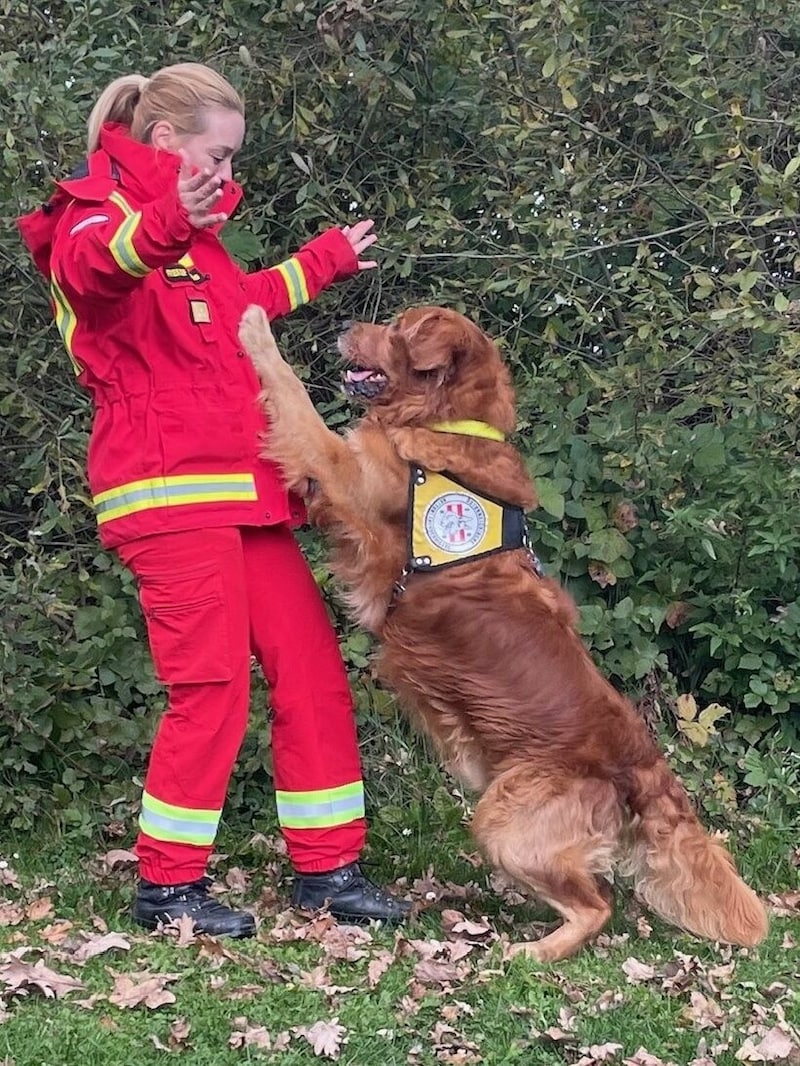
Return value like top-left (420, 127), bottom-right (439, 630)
top-left (401, 309), bottom-right (486, 373)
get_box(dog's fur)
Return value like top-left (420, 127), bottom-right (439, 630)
top-left (239, 304), bottom-right (768, 961)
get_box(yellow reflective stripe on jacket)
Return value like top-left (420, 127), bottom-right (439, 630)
top-left (274, 256), bottom-right (310, 311)
top-left (107, 190), bottom-right (150, 278)
top-left (94, 473), bottom-right (258, 525)
top-left (49, 274), bottom-right (83, 376)
top-left (275, 781), bottom-right (365, 829)
top-left (139, 790), bottom-right (221, 847)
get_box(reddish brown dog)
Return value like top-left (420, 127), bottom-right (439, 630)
top-left (239, 304), bottom-right (768, 962)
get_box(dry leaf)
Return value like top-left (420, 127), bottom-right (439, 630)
top-left (735, 1026), bottom-right (800, 1063)
top-left (624, 1050), bottom-right (679, 1066)
top-left (665, 601), bottom-right (692, 629)
top-left (0, 865), bottom-right (21, 890)
top-left (414, 958), bottom-right (469, 987)
top-left (224, 984), bottom-right (263, 1002)
top-left (367, 949), bottom-right (395, 988)
top-left (25, 897), bottom-right (55, 922)
top-left (768, 892), bottom-right (800, 917)
top-left (683, 991), bottom-right (725, 1031)
top-left (636, 916), bottom-right (653, 940)
top-left (0, 904), bottom-right (24, 927)
top-left (101, 849), bottom-right (139, 870)
top-left (622, 957), bottom-right (656, 984)
top-left (150, 1015), bottom-right (191, 1053)
top-left (72, 932), bottom-right (131, 964)
top-left (40, 920), bottom-right (74, 945)
top-left (0, 957), bottom-right (84, 999)
top-left (613, 501), bottom-right (639, 532)
top-left (107, 971), bottom-right (179, 1010)
top-left (229, 1018), bottom-right (273, 1050)
top-left (224, 867), bottom-right (250, 893)
top-left (298, 1018), bottom-right (347, 1059)
top-left (576, 1044), bottom-right (624, 1066)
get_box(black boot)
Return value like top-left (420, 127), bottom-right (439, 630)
top-left (132, 877), bottom-right (256, 938)
top-left (292, 862), bottom-right (411, 924)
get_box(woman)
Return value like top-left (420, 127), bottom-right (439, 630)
top-left (18, 62), bottom-right (410, 936)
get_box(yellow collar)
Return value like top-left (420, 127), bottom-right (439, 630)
top-left (428, 420), bottom-right (505, 442)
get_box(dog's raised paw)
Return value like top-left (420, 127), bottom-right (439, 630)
top-left (239, 305), bottom-right (282, 375)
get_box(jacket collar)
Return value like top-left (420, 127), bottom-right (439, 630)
top-left (98, 122), bottom-right (242, 220)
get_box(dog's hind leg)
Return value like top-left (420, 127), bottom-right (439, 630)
top-left (472, 767), bottom-right (623, 962)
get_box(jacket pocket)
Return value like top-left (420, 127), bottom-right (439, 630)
top-left (138, 567), bottom-right (232, 685)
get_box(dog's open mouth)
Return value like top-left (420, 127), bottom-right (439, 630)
top-left (343, 366), bottom-right (388, 400)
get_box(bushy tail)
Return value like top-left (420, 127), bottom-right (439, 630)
top-left (622, 760), bottom-right (768, 947)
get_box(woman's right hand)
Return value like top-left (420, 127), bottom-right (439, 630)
top-left (177, 151), bottom-right (228, 229)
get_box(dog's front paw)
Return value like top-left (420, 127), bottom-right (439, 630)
top-left (239, 305), bottom-right (284, 378)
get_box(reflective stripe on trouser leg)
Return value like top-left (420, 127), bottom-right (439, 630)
top-left (243, 526), bottom-right (367, 872)
top-left (117, 528), bottom-right (252, 885)
top-left (139, 791), bottom-right (222, 845)
top-left (276, 781), bottom-right (365, 829)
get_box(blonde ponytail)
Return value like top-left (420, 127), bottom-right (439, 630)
top-left (86, 63), bottom-right (243, 154)
top-left (87, 74), bottom-right (149, 152)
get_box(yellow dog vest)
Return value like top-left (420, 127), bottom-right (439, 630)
top-left (405, 420), bottom-right (528, 572)
top-left (408, 465), bottom-right (528, 571)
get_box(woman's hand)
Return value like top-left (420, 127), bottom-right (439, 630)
top-left (342, 219), bottom-right (379, 270)
top-left (177, 152), bottom-right (228, 229)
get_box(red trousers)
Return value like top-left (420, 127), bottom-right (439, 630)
top-left (117, 525), bottom-right (366, 884)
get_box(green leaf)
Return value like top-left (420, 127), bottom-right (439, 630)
top-left (535, 477), bottom-right (565, 520)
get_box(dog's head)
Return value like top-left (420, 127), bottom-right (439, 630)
top-left (338, 307), bottom-right (517, 433)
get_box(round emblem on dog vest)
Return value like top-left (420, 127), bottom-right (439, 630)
top-left (424, 492), bottom-right (488, 554)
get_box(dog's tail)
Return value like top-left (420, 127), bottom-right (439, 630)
top-left (621, 758), bottom-right (768, 946)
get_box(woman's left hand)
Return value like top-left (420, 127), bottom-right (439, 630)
top-left (342, 219), bottom-right (379, 270)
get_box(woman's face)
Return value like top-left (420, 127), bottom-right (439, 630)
top-left (154, 107), bottom-right (245, 182)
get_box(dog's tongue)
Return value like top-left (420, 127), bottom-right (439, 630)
top-left (346, 369), bottom-right (375, 382)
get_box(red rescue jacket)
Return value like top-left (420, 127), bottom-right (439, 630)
top-left (17, 123), bottom-right (358, 548)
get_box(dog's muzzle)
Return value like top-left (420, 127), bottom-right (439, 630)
top-left (342, 367), bottom-right (389, 400)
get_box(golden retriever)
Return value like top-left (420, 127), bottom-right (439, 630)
top-left (238, 304), bottom-right (768, 962)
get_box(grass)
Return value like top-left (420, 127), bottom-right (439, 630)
top-left (1, 715), bottom-right (798, 1066)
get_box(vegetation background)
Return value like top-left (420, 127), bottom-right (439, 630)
top-left (2, 0), bottom-right (798, 844)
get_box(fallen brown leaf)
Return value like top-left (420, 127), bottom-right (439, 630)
top-left (229, 1017), bottom-right (273, 1051)
top-left (413, 958), bottom-right (470, 987)
top-left (151, 1015), bottom-right (192, 1053)
top-left (40, 920), bottom-right (74, 945)
top-left (224, 984), bottom-right (263, 1001)
top-left (621, 957), bottom-right (656, 984)
top-left (767, 892), bottom-right (800, 918)
top-left (0, 903), bottom-right (24, 927)
top-left (430, 1019), bottom-right (483, 1063)
top-left (24, 897), bottom-right (54, 922)
top-left (576, 1043), bottom-right (624, 1066)
top-left (297, 1018), bottom-right (347, 1060)
top-left (107, 971), bottom-right (179, 1010)
top-left (100, 849), bottom-right (139, 871)
top-left (367, 949), bottom-right (395, 988)
top-left (0, 865), bottom-right (21, 890)
top-left (683, 991), bottom-right (725, 1031)
top-left (735, 1026), bottom-right (800, 1063)
top-left (624, 1050), bottom-right (680, 1066)
top-left (0, 957), bottom-right (84, 999)
top-left (223, 867), bottom-right (250, 894)
top-left (296, 963), bottom-right (355, 996)
top-left (72, 932), bottom-right (132, 964)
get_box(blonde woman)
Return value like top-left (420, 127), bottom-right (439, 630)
top-left (19, 63), bottom-right (409, 936)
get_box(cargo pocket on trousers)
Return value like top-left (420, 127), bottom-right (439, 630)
top-left (138, 568), bottom-right (233, 685)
